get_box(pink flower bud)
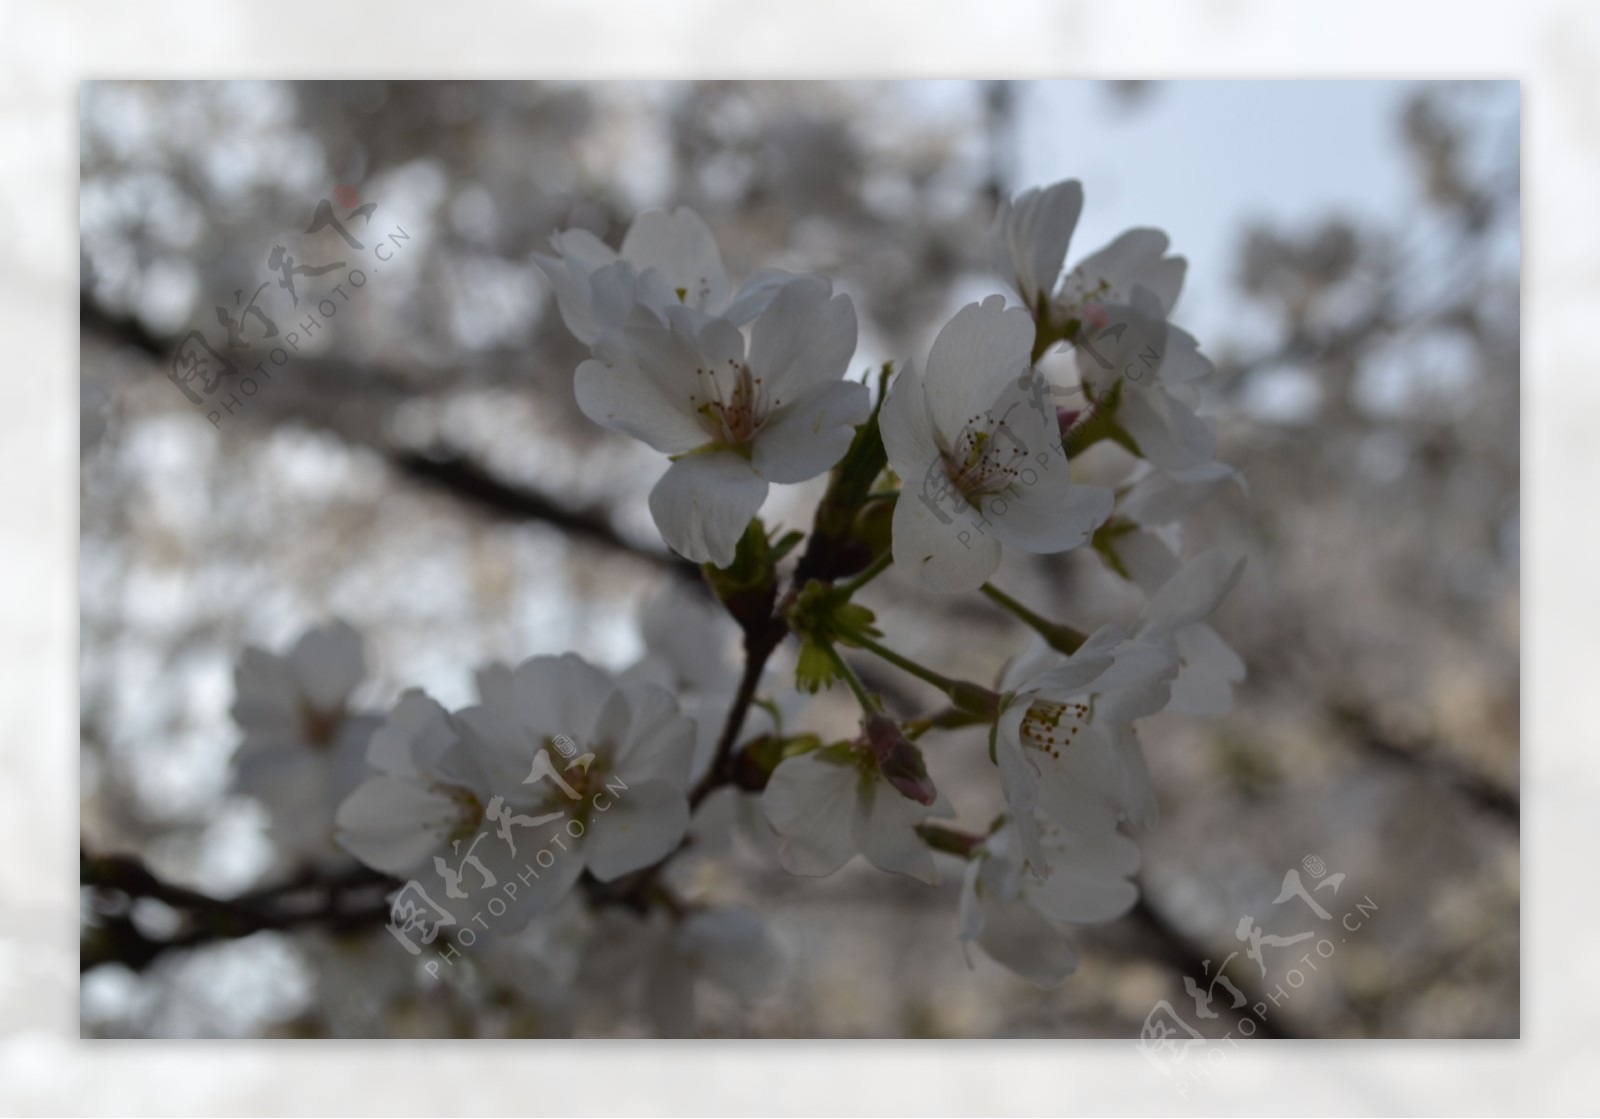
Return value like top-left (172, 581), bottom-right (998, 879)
top-left (863, 713), bottom-right (937, 805)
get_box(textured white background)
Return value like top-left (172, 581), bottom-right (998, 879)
top-left (5, 0), bottom-right (1584, 1112)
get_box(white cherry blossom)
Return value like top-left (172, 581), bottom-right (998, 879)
top-left (1074, 284), bottom-right (1218, 472)
top-left (993, 549), bottom-right (1244, 862)
top-left (1104, 534), bottom-right (1248, 716)
top-left (1130, 548), bottom-right (1246, 713)
top-left (994, 625), bottom-right (1178, 867)
top-left (879, 295), bottom-right (1112, 593)
top-left (230, 621), bottom-right (377, 869)
top-left (534, 206), bottom-right (797, 345)
top-left (336, 654), bottom-right (696, 928)
top-left (761, 742), bottom-right (951, 886)
top-left (959, 815), bottom-right (1140, 988)
top-left (578, 275), bottom-right (867, 566)
top-left (990, 177), bottom-right (1187, 326)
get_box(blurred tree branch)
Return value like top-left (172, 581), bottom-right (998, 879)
top-left (80, 292), bottom-right (699, 581)
top-left (80, 852), bottom-right (399, 974)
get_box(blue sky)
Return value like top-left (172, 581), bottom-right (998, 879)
top-left (1009, 80), bottom-right (1517, 341)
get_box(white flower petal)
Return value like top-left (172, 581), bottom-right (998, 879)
top-left (434, 828), bottom-right (585, 930)
top-left (890, 478), bottom-right (1003, 593)
top-left (1033, 734), bottom-right (1125, 836)
top-left (991, 180), bottom-right (1083, 307)
top-left (1160, 321), bottom-right (1213, 383)
top-left (747, 276), bottom-right (858, 401)
top-left (1107, 529), bottom-right (1182, 593)
top-left (1167, 623), bottom-right (1246, 716)
top-left (533, 228), bottom-right (619, 344)
top-left (231, 648), bottom-right (300, 729)
top-left (1064, 228), bottom-right (1178, 312)
top-left (445, 704), bottom-right (543, 797)
top-left (334, 776), bottom-right (459, 874)
top-left (878, 360), bottom-right (941, 478)
top-left (852, 778), bottom-right (939, 885)
top-left (959, 856), bottom-right (987, 942)
top-left (574, 355), bottom-right (709, 455)
top-left (1013, 624), bottom-right (1123, 695)
top-left (922, 296), bottom-right (1036, 438)
top-left (1027, 823), bottom-right (1141, 925)
top-left (648, 452), bottom-right (769, 567)
top-left (1120, 467), bottom-right (1234, 525)
top-left (722, 267), bottom-right (806, 324)
top-left (290, 621), bottom-right (365, 713)
top-left (619, 207), bottom-right (732, 314)
top-left (762, 752), bottom-right (860, 878)
top-left (613, 681), bottom-right (696, 789)
top-left (994, 708), bottom-right (1041, 828)
top-left (1119, 385), bottom-right (1218, 471)
top-left (980, 468), bottom-right (1112, 555)
top-left (1136, 549), bottom-right (1245, 637)
top-left (585, 778), bottom-right (690, 880)
top-left (366, 689), bottom-right (454, 778)
top-left (751, 378), bottom-right (870, 484)
top-left (976, 891), bottom-right (1079, 988)
top-left (506, 653), bottom-right (616, 745)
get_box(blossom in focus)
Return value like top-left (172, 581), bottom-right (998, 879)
top-left (993, 549), bottom-right (1244, 862)
top-left (879, 296), bottom-right (1112, 593)
top-left (994, 625), bottom-right (1178, 868)
top-left (989, 177), bottom-right (1187, 332)
top-left (577, 276), bottom-right (868, 565)
top-left (534, 206), bottom-right (798, 346)
top-left (231, 621), bottom-right (377, 869)
top-left (959, 815), bottom-right (1140, 988)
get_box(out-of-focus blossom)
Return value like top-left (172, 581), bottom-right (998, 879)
top-left (231, 621), bottom-right (377, 869)
top-left (959, 815), bottom-right (1139, 988)
top-left (762, 741), bottom-right (950, 886)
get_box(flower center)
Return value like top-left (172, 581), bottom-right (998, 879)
top-left (942, 404), bottom-right (1031, 500)
top-left (1054, 274), bottom-right (1115, 326)
top-left (689, 359), bottom-right (778, 454)
top-left (441, 784), bottom-right (485, 844)
top-left (297, 700), bottom-right (344, 749)
top-left (1019, 698), bottom-right (1091, 762)
top-left (527, 733), bottom-right (606, 818)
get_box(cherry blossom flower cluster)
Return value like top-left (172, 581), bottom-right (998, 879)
top-left (228, 180), bottom-right (1245, 1032)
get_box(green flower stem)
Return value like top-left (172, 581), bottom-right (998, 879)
top-left (836, 551), bottom-right (892, 597)
top-left (822, 641), bottom-right (881, 715)
top-left (845, 632), bottom-right (999, 720)
top-left (979, 583), bottom-right (1088, 656)
top-left (915, 821), bottom-right (985, 859)
top-left (1061, 383), bottom-right (1139, 461)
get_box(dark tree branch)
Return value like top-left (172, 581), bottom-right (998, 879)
top-left (81, 852), bottom-right (400, 973)
top-left (1117, 893), bottom-right (1299, 1040)
top-left (390, 447), bottom-right (701, 581)
top-left (1332, 701), bottom-right (1519, 826)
